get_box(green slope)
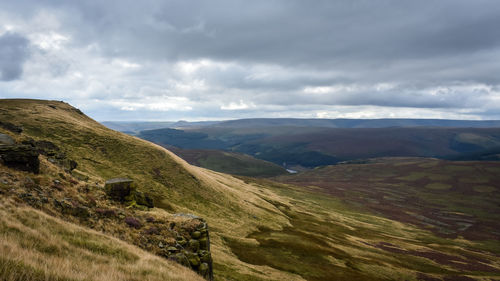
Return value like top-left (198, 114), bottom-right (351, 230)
top-left (168, 147), bottom-right (288, 177)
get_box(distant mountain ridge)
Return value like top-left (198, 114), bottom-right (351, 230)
top-left (103, 118), bottom-right (500, 134)
top-left (215, 118), bottom-right (500, 128)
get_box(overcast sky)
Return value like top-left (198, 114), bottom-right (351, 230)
top-left (0, 0), bottom-right (499, 121)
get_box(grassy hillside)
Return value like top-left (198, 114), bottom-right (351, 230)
top-left (0, 198), bottom-right (203, 281)
top-left (168, 147), bottom-right (288, 177)
top-left (1, 99), bottom-right (500, 281)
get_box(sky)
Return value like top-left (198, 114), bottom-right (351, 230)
top-left (0, 0), bottom-right (499, 121)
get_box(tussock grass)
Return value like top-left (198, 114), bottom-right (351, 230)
top-left (0, 199), bottom-right (203, 281)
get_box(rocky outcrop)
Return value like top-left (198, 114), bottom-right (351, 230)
top-left (104, 178), bottom-right (154, 208)
top-left (0, 133), bottom-right (15, 145)
top-left (0, 137), bottom-right (79, 175)
top-left (21, 139), bottom-right (77, 172)
top-left (103, 179), bottom-right (212, 279)
top-left (0, 144), bottom-right (40, 173)
top-left (169, 215), bottom-right (213, 281)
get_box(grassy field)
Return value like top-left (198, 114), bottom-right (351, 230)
top-left (1, 99), bottom-right (499, 280)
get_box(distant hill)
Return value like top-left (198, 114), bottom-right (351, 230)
top-left (102, 121), bottom-right (221, 134)
top-left (168, 147), bottom-right (288, 177)
top-left (103, 118), bottom-right (500, 135)
top-left (139, 126), bottom-right (500, 169)
top-left (215, 118), bottom-right (500, 128)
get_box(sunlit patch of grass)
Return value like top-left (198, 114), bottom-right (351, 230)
top-left (427, 174), bottom-right (452, 181)
top-left (424, 183), bottom-right (452, 190)
top-left (459, 177), bottom-right (491, 184)
top-left (472, 185), bottom-right (496, 193)
top-left (444, 165), bottom-right (474, 172)
top-left (396, 172), bottom-right (427, 181)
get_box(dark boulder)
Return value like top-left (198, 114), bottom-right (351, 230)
top-left (104, 178), bottom-right (154, 208)
top-left (20, 138), bottom-right (77, 172)
top-left (0, 145), bottom-right (39, 173)
top-left (104, 178), bottom-right (134, 201)
top-left (34, 140), bottom-right (60, 155)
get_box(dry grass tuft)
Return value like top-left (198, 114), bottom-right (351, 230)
top-left (0, 198), bottom-right (203, 281)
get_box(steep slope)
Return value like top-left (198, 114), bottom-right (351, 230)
top-left (0, 198), bottom-right (203, 281)
top-left (0, 99), bottom-right (298, 280)
top-left (1, 99), bottom-right (500, 281)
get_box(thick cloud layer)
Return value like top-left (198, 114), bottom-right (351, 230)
top-left (0, 0), bottom-right (499, 120)
top-left (0, 32), bottom-right (30, 81)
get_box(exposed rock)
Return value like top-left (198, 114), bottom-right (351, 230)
top-left (199, 237), bottom-right (209, 250)
top-left (0, 134), bottom-right (15, 145)
top-left (176, 236), bottom-right (188, 247)
top-left (0, 145), bottom-right (40, 173)
top-left (199, 263), bottom-right (210, 279)
top-left (21, 138), bottom-right (77, 172)
top-left (72, 204), bottom-right (90, 219)
top-left (34, 140), bottom-right (60, 155)
top-left (19, 192), bottom-right (41, 208)
top-left (170, 252), bottom-right (190, 267)
top-left (104, 178), bottom-right (134, 201)
top-left (52, 198), bottom-right (90, 219)
top-left (104, 178), bottom-right (154, 208)
top-left (134, 191), bottom-right (154, 208)
top-left (189, 239), bottom-right (200, 252)
top-left (170, 216), bottom-right (213, 280)
top-left (187, 252), bottom-right (201, 268)
top-left (199, 250), bottom-right (211, 263)
top-left (167, 246), bottom-right (179, 253)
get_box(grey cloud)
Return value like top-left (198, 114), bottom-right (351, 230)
top-left (0, 0), bottom-right (499, 120)
top-left (0, 32), bottom-right (30, 81)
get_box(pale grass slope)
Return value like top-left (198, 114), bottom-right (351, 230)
top-left (0, 198), bottom-right (204, 281)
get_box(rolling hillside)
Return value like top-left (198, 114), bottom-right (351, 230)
top-left (103, 118), bottom-right (500, 133)
top-left (167, 147), bottom-right (288, 177)
top-left (139, 126), bottom-right (500, 170)
top-left (274, 158), bottom-right (500, 241)
top-left (1, 99), bottom-right (500, 281)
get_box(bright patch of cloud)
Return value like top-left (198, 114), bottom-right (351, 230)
top-left (221, 100), bottom-right (256, 110)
